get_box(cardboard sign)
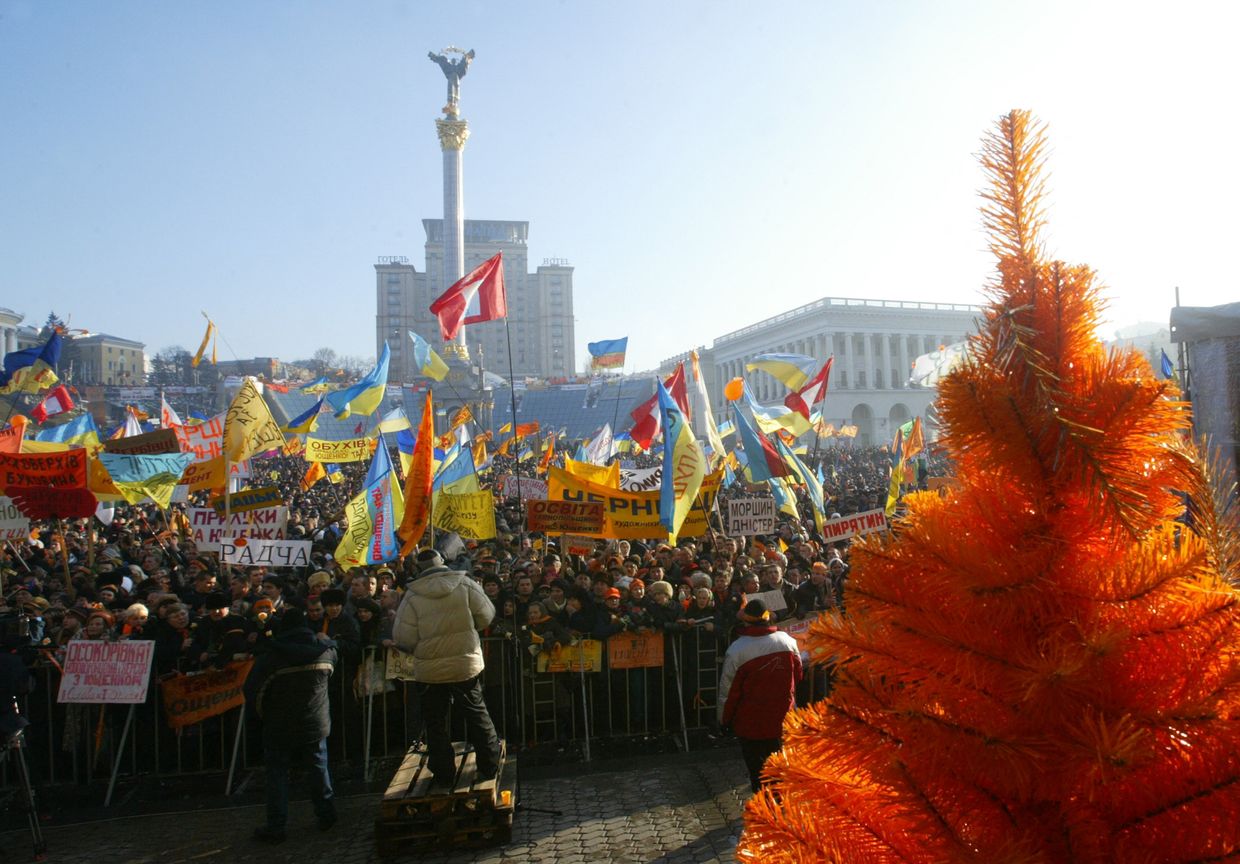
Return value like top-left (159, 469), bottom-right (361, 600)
top-left (384, 647), bottom-right (418, 681)
top-left (160, 659), bottom-right (253, 729)
top-left (537, 639), bottom-right (603, 673)
top-left (525, 500), bottom-right (605, 534)
top-left (607, 631), bottom-right (665, 669)
top-left (0, 449), bottom-right (88, 491)
top-left (212, 485), bottom-right (284, 514)
top-left (748, 588), bottom-right (787, 613)
top-left (102, 428), bottom-right (181, 455)
top-left (562, 535), bottom-right (598, 556)
top-left (220, 538), bottom-right (312, 568)
top-left (547, 466), bottom-right (724, 540)
top-left (58, 641), bottom-right (155, 704)
top-left (499, 474), bottom-right (548, 502)
top-left (776, 614), bottom-right (820, 654)
top-left (188, 506), bottom-right (288, 549)
top-left (820, 508), bottom-right (889, 543)
top-left (728, 497), bottom-right (775, 535)
top-left (173, 414), bottom-right (225, 463)
top-left (0, 495), bottom-right (31, 541)
top-left (305, 436), bottom-right (375, 463)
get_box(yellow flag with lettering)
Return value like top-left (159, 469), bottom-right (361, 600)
top-left (224, 379), bottom-right (284, 463)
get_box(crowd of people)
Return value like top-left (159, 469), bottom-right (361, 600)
top-left (0, 439), bottom-right (945, 801)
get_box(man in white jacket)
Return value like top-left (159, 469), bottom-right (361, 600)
top-left (392, 549), bottom-right (501, 785)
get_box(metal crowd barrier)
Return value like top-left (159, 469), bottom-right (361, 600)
top-left (1, 628), bottom-right (834, 799)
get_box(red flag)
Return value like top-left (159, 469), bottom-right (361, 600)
top-left (628, 363), bottom-right (690, 450)
top-left (428, 252), bottom-right (507, 341)
top-left (784, 357), bottom-right (833, 419)
top-left (353, 421), bottom-right (364, 435)
top-left (31, 384), bottom-right (75, 423)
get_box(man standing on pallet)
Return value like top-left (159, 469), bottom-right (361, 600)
top-left (393, 549), bottom-right (502, 787)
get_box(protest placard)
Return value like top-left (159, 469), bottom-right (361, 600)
top-left (0, 449), bottom-right (88, 491)
top-left (776, 614), bottom-right (820, 653)
top-left (607, 631), bottom-right (665, 669)
top-left (58, 641), bottom-right (155, 704)
top-left (211, 485), bottom-right (283, 514)
top-left (160, 659), bottom-right (253, 729)
top-left (820, 508), bottom-right (889, 542)
top-left (431, 490), bottom-right (497, 540)
top-left (537, 639), bottom-right (603, 673)
top-left (188, 505), bottom-right (288, 548)
top-left (619, 466), bottom-right (662, 492)
top-left (0, 495), bottom-right (30, 541)
top-left (525, 500), bottom-right (605, 534)
top-left (728, 497), bottom-right (775, 535)
top-left (748, 588), bottom-right (787, 613)
top-left (173, 413), bottom-right (225, 463)
top-left (562, 535), bottom-right (597, 556)
top-left (220, 538), bottom-right (312, 567)
top-left (102, 428), bottom-right (180, 455)
top-left (499, 474), bottom-right (548, 502)
top-left (385, 647), bottom-right (418, 681)
top-left (305, 436), bottom-right (375, 463)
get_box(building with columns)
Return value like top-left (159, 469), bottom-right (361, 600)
top-left (661, 296), bottom-right (981, 446)
top-left (0, 308), bottom-right (25, 356)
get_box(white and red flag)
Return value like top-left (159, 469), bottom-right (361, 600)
top-left (31, 384), bottom-right (75, 423)
top-left (629, 363), bottom-right (691, 450)
top-left (429, 252), bottom-right (507, 341)
top-left (161, 396), bottom-right (183, 429)
top-left (785, 357), bottom-right (834, 419)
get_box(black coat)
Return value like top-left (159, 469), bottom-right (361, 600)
top-left (244, 627), bottom-right (338, 747)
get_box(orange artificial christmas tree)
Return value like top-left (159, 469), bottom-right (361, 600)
top-left (739, 110), bottom-right (1240, 862)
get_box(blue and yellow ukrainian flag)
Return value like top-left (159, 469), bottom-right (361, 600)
top-left (409, 330), bottom-right (449, 381)
top-left (97, 452), bottom-right (193, 509)
top-left (657, 380), bottom-right (705, 540)
top-left (745, 353), bottom-right (817, 390)
top-left (332, 434), bottom-right (404, 569)
top-left (34, 413), bottom-right (101, 448)
top-left (1, 332), bottom-right (62, 395)
top-left (587, 337), bottom-right (628, 370)
top-left (300, 376), bottom-right (331, 393)
top-left (283, 398), bottom-right (325, 434)
top-left (326, 343), bottom-right (390, 419)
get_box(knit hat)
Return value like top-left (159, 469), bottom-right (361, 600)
top-left (739, 599), bottom-right (771, 624)
top-left (689, 573), bottom-right (712, 589)
top-left (416, 549), bottom-right (444, 572)
top-left (629, 578), bottom-right (645, 591)
top-left (604, 588), bottom-right (621, 601)
top-left (811, 562), bottom-right (830, 574)
top-left (205, 593), bottom-right (230, 610)
top-left (307, 571), bottom-right (332, 591)
top-left (647, 580), bottom-right (673, 599)
top-left (354, 597), bottom-right (382, 616)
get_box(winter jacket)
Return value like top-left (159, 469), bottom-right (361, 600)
top-left (244, 627), bottom-right (338, 747)
top-left (391, 566), bottom-right (494, 684)
top-left (718, 624), bottom-right (802, 740)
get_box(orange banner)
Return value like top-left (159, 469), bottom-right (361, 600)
top-left (160, 659), bottom-right (254, 729)
top-left (0, 449), bottom-right (88, 492)
top-left (607, 631), bottom-right (665, 669)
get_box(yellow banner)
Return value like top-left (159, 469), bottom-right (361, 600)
top-left (224, 379), bottom-right (284, 463)
top-left (547, 466), bottom-right (723, 540)
top-left (430, 489), bottom-right (497, 540)
top-left (537, 639), bottom-right (603, 673)
top-left (304, 436), bottom-right (375, 463)
top-left (178, 456), bottom-right (227, 494)
top-left (563, 457), bottom-right (619, 488)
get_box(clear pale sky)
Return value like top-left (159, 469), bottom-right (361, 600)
top-left (2, 1), bottom-right (1236, 373)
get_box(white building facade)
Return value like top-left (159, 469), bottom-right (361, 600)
top-left (663, 296), bottom-right (981, 447)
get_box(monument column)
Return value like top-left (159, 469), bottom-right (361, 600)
top-left (436, 118), bottom-right (470, 359)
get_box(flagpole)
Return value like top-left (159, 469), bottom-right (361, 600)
top-left (501, 316), bottom-right (526, 536)
top-left (608, 374), bottom-right (624, 464)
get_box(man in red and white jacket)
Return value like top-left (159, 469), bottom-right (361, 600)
top-left (718, 598), bottom-right (803, 793)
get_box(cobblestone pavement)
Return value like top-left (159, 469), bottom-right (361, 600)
top-left (3, 751), bottom-right (751, 863)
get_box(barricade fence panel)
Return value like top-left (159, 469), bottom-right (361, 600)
top-left (3, 630), bottom-right (834, 792)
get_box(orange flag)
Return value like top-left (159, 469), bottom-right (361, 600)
top-left (515, 422), bottom-right (540, 439)
top-left (397, 390), bottom-right (435, 557)
top-left (536, 435), bottom-right (555, 475)
top-left (301, 461), bottom-right (326, 491)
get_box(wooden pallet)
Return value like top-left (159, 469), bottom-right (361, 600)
top-left (375, 740), bottom-right (515, 857)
